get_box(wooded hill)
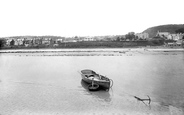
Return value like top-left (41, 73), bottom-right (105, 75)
top-left (143, 24), bottom-right (184, 38)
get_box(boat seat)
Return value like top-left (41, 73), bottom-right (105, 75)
top-left (85, 74), bottom-right (94, 78)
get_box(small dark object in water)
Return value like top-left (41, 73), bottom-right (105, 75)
top-left (88, 83), bottom-right (99, 91)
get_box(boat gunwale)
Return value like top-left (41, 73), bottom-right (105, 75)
top-left (80, 69), bottom-right (110, 83)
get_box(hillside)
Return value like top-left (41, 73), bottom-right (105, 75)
top-left (143, 24), bottom-right (184, 38)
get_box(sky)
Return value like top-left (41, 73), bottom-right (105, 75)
top-left (0, 0), bottom-right (184, 37)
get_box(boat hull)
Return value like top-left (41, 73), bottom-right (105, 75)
top-left (80, 69), bottom-right (111, 90)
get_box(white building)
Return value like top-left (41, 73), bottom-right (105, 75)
top-left (156, 31), bottom-right (170, 38)
top-left (167, 34), bottom-right (184, 40)
top-left (136, 33), bottom-right (149, 39)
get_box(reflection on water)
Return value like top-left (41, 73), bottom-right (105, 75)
top-left (80, 80), bottom-right (112, 103)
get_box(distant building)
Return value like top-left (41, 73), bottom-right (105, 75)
top-left (5, 38), bottom-right (12, 46)
top-left (63, 37), bottom-right (77, 42)
top-left (17, 38), bottom-right (24, 45)
top-left (56, 38), bottom-right (64, 43)
top-left (82, 37), bottom-right (95, 41)
top-left (156, 31), bottom-right (170, 38)
top-left (42, 38), bottom-right (51, 45)
top-left (165, 42), bottom-right (183, 47)
top-left (167, 34), bottom-right (184, 41)
top-left (136, 33), bottom-right (149, 39)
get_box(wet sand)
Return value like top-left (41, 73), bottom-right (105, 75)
top-left (0, 48), bottom-right (184, 57)
top-left (0, 48), bottom-right (184, 115)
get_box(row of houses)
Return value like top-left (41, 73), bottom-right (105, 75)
top-left (135, 31), bottom-right (184, 41)
top-left (2, 31), bottom-right (184, 47)
top-left (1, 32), bottom-right (151, 47)
top-left (5, 37), bottom-right (64, 47)
top-left (156, 31), bottom-right (184, 40)
top-left (3, 36), bottom-right (115, 47)
top-left (164, 40), bottom-right (184, 47)
top-left (3, 35), bottom-right (129, 47)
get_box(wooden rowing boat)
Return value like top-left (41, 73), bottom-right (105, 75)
top-left (80, 69), bottom-right (113, 91)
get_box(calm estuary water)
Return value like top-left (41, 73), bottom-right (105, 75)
top-left (0, 49), bottom-right (184, 115)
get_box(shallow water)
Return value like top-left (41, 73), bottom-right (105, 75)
top-left (0, 49), bottom-right (184, 115)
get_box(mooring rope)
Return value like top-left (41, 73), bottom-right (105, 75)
top-left (109, 79), bottom-right (113, 88)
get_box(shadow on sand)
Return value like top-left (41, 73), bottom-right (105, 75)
top-left (80, 80), bottom-right (112, 102)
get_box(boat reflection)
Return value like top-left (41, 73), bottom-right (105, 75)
top-left (80, 80), bottom-right (112, 102)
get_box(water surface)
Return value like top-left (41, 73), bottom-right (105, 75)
top-left (0, 49), bottom-right (184, 115)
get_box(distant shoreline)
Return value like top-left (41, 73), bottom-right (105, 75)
top-left (1, 47), bottom-right (184, 53)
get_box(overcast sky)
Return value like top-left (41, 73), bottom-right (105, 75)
top-left (0, 0), bottom-right (183, 37)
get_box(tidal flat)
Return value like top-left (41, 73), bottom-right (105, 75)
top-left (0, 48), bottom-right (184, 115)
